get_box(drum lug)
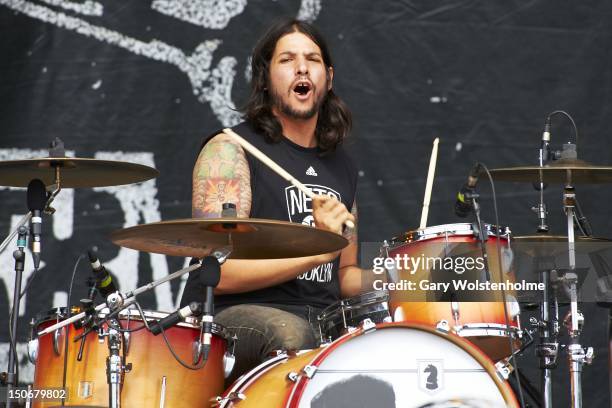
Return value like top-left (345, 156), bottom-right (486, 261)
top-left (213, 392), bottom-right (246, 406)
top-left (223, 351), bottom-right (236, 379)
top-left (495, 359), bottom-right (513, 381)
top-left (360, 318), bottom-right (376, 333)
top-left (287, 371), bottom-right (300, 382)
top-left (302, 364), bottom-right (317, 379)
top-left (436, 320), bottom-right (450, 333)
top-left (27, 338), bottom-right (39, 364)
top-left (192, 340), bottom-right (203, 365)
top-left (123, 331), bottom-right (131, 355)
top-left (52, 327), bottom-right (63, 356)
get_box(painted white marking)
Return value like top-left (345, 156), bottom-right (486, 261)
top-left (91, 79), bottom-right (102, 89)
top-left (41, 0), bottom-right (103, 16)
top-left (151, 0), bottom-right (247, 29)
top-left (297, 0), bottom-right (322, 22)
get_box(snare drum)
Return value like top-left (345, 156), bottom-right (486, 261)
top-left (386, 223), bottom-right (522, 361)
top-left (217, 322), bottom-right (518, 407)
top-left (30, 308), bottom-right (232, 407)
top-left (317, 290), bottom-right (391, 342)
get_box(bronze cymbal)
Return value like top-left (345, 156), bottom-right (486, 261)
top-left (0, 157), bottom-right (159, 188)
top-left (513, 234), bottom-right (612, 259)
top-left (488, 159), bottom-right (612, 184)
top-left (514, 234), bottom-right (611, 243)
top-left (110, 218), bottom-right (349, 259)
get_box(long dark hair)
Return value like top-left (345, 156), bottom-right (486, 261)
top-left (243, 18), bottom-right (352, 154)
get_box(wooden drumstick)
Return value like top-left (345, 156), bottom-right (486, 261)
top-left (222, 128), bottom-right (355, 230)
top-left (419, 137), bottom-right (440, 229)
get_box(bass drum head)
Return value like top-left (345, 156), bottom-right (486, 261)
top-left (289, 323), bottom-right (517, 408)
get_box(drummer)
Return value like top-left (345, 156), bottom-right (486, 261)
top-left (181, 18), bottom-right (361, 382)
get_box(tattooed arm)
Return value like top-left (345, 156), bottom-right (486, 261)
top-left (193, 134), bottom-right (342, 294)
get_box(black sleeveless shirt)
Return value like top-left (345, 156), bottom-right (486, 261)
top-left (182, 121), bottom-right (357, 310)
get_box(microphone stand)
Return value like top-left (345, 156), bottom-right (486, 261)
top-left (4, 226), bottom-right (28, 408)
top-left (465, 189), bottom-right (491, 282)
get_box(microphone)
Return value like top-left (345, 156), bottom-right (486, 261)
top-left (200, 256), bottom-right (222, 360)
top-left (150, 302), bottom-right (202, 335)
top-left (541, 116), bottom-right (551, 164)
top-left (87, 250), bottom-right (118, 297)
top-left (27, 179), bottom-right (47, 270)
top-left (454, 163), bottom-right (482, 218)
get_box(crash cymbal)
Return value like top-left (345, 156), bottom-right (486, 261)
top-left (489, 159), bottom-right (612, 184)
top-left (0, 157), bottom-right (159, 188)
top-left (110, 218), bottom-right (349, 259)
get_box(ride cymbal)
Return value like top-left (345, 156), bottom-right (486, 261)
top-left (110, 218), bottom-right (348, 259)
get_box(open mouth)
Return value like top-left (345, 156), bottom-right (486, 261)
top-left (293, 81), bottom-right (312, 96)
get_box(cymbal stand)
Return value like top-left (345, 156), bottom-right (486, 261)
top-left (562, 178), bottom-right (594, 408)
top-left (532, 263), bottom-right (560, 408)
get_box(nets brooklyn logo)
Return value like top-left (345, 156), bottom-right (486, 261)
top-left (285, 184), bottom-right (341, 283)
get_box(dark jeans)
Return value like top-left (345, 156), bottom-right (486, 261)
top-left (215, 303), bottom-right (322, 385)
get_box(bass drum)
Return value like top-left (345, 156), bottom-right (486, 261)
top-left (218, 323), bottom-right (518, 408)
top-left (30, 308), bottom-right (231, 407)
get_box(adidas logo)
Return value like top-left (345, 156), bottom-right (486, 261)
top-left (306, 166), bottom-right (318, 176)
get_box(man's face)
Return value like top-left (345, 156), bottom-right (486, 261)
top-left (268, 31), bottom-right (333, 120)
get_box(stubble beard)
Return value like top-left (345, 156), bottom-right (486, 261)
top-left (270, 84), bottom-right (327, 120)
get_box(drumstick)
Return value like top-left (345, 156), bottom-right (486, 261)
top-left (419, 137), bottom-right (440, 229)
top-left (222, 128), bottom-right (354, 230)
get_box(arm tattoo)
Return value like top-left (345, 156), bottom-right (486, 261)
top-left (192, 134), bottom-right (251, 218)
top-left (343, 201), bottom-right (358, 244)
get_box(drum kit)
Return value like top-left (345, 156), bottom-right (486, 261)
top-left (1, 126), bottom-right (611, 408)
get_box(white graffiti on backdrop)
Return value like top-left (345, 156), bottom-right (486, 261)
top-left (40, 0), bottom-right (102, 16)
top-left (152, 0), bottom-right (247, 29)
top-left (0, 0), bottom-right (322, 127)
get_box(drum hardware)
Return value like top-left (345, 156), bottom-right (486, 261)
top-left (4, 224), bottom-right (28, 406)
top-left (213, 391), bottom-right (246, 405)
top-left (494, 360), bottom-right (513, 381)
top-left (489, 135), bottom-right (612, 408)
top-left (223, 349), bottom-right (237, 379)
top-left (104, 326), bottom-right (132, 408)
top-left (160, 376), bottom-right (167, 408)
top-left (436, 320), bottom-right (450, 333)
top-left (317, 291), bottom-right (390, 343)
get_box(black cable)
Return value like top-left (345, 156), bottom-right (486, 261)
top-left (547, 110), bottom-right (579, 146)
top-left (134, 302), bottom-right (208, 371)
top-left (159, 325), bottom-right (208, 371)
top-left (480, 163), bottom-right (527, 408)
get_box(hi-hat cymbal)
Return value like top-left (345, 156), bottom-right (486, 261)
top-left (489, 159), bottom-right (612, 184)
top-left (0, 157), bottom-right (159, 188)
top-left (110, 218), bottom-right (349, 259)
top-left (513, 234), bottom-right (612, 259)
top-left (514, 234), bottom-right (611, 243)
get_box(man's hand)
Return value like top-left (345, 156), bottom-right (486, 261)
top-left (312, 195), bottom-right (355, 235)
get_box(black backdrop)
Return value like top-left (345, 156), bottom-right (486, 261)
top-left (1, 1), bottom-right (611, 406)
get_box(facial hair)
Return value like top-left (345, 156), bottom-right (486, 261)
top-left (270, 80), bottom-right (327, 120)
